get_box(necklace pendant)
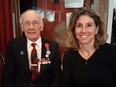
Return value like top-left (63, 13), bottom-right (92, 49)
top-left (85, 61), bottom-right (88, 65)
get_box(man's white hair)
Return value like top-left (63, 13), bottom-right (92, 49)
top-left (19, 9), bottom-right (43, 24)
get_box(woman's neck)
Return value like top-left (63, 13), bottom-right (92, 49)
top-left (78, 44), bottom-right (96, 60)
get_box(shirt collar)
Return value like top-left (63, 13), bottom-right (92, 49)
top-left (27, 37), bottom-right (42, 48)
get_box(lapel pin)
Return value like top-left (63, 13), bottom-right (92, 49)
top-left (20, 51), bottom-right (24, 55)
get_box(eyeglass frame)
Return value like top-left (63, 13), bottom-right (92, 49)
top-left (22, 20), bottom-right (42, 27)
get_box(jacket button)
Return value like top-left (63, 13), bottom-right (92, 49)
top-left (31, 82), bottom-right (33, 85)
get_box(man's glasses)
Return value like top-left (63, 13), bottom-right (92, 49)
top-left (23, 21), bottom-right (42, 27)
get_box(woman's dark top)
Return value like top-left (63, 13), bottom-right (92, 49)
top-left (62, 43), bottom-right (116, 87)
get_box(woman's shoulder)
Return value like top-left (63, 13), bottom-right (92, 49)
top-left (102, 43), bottom-right (116, 47)
top-left (100, 43), bottom-right (116, 51)
top-left (64, 48), bottom-right (78, 56)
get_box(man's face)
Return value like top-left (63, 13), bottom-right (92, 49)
top-left (20, 11), bottom-right (43, 42)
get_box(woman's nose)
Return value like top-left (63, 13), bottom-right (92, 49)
top-left (81, 26), bottom-right (86, 32)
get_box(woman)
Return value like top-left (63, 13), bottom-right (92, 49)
top-left (62, 7), bottom-right (116, 87)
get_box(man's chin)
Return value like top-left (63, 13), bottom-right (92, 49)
top-left (28, 37), bottom-right (37, 42)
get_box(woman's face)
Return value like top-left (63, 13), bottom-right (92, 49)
top-left (75, 15), bottom-right (98, 45)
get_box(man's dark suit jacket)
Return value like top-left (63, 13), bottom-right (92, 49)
top-left (3, 36), bottom-right (62, 87)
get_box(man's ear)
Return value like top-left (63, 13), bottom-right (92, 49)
top-left (20, 24), bottom-right (24, 31)
top-left (40, 24), bottom-right (44, 31)
top-left (22, 32), bottom-right (25, 37)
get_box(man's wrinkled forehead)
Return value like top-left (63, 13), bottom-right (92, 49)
top-left (21, 10), bottom-right (42, 23)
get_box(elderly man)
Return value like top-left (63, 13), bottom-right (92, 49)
top-left (3, 9), bottom-right (62, 87)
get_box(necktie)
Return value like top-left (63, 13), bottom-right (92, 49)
top-left (31, 43), bottom-right (39, 80)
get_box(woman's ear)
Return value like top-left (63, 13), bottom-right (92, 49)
top-left (96, 26), bottom-right (99, 34)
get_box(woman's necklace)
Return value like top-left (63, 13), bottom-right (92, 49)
top-left (79, 48), bottom-right (96, 60)
top-left (79, 50), bottom-right (89, 60)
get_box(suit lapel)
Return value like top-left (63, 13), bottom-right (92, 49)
top-left (37, 38), bottom-right (51, 76)
top-left (21, 37), bottom-right (29, 69)
top-left (41, 38), bottom-right (46, 59)
top-left (19, 37), bottom-right (32, 77)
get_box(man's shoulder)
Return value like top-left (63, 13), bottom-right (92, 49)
top-left (8, 36), bottom-right (26, 45)
top-left (42, 38), bottom-right (58, 45)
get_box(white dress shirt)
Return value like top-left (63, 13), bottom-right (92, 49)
top-left (27, 37), bottom-right (42, 69)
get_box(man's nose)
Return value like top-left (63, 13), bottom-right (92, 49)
top-left (29, 23), bottom-right (34, 28)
